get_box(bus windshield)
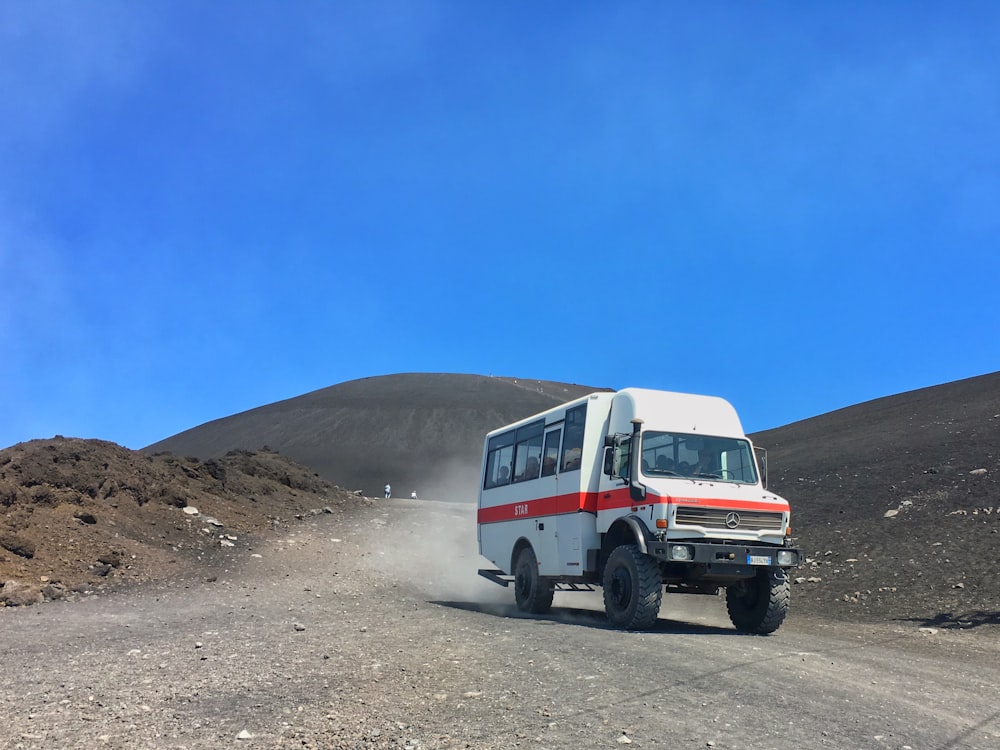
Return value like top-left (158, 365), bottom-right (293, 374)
top-left (640, 431), bottom-right (758, 484)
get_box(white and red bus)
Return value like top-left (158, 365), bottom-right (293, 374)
top-left (477, 388), bottom-right (800, 633)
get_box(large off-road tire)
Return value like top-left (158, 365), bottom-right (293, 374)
top-left (726, 568), bottom-right (790, 634)
top-left (513, 546), bottom-right (554, 614)
top-left (602, 544), bottom-right (663, 630)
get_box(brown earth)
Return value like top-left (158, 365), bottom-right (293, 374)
top-left (0, 438), bottom-right (367, 607)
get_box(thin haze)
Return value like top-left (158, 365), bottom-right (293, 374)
top-left (2, 2), bottom-right (997, 450)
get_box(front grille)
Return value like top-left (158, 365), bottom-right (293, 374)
top-left (674, 506), bottom-right (784, 531)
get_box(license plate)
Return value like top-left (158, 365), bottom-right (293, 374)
top-left (748, 555), bottom-right (772, 566)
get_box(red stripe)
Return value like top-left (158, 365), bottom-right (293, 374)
top-left (596, 492), bottom-right (789, 513)
top-left (669, 496), bottom-right (789, 512)
top-left (477, 491), bottom-right (598, 523)
top-left (479, 489), bottom-right (788, 523)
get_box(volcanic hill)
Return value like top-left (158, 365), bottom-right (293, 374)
top-left (145, 374), bottom-right (604, 500)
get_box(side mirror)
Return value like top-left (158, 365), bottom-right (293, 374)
top-left (754, 447), bottom-right (768, 488)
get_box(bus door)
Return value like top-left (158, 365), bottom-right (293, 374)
top-left (522, 422), bottom-right (559, 572)
top-left (549, 413), bottom-right (590, 573)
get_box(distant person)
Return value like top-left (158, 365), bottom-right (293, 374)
top-left (410, 491), bottom-right (418, 500)
top-left (384, 483), bottom-right (391, 499)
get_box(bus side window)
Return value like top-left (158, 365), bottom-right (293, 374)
top-left (512, 420), bottom-right (544, 483)
top-left (560, 404), bottom-right (586, 472)
top-left (483, 430), bottom-right (514, 489)
top-left (541, 427), bottom-right (561, 477)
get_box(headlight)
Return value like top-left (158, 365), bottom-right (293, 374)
top-left (777, 549), bottom-right (798, 566)
top-left (669, 545), bottom-right (694, 561)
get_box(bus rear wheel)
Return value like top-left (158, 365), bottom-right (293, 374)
top-left (602, 544), bottom-right (663, 630)
top-left (513, 546), bottom-right (554, 614)
top-left (726, 569), bottom-right (789, 634)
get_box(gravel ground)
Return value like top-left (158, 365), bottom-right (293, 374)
top-left (2, 498), bottom-right (999, 750)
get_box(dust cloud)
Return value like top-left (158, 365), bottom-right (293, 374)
top-left (417, 456), bottom-right (481, 504)
top-left (354, 463), bottom-right (733, 629)
top-left (354, 459), bottom-right (513, 615)
top-left (352, 497), bottom-right (735, 630)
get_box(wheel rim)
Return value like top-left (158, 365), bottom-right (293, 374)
top-left (515, 566), bottom-right (531, 599)
top-left (608, 565), bottom-right (632, 610)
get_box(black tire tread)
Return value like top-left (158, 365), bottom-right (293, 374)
top-left (726, 570), bottom-right (790, 634)
top-left (514, 546), bottom-right (554, 614)
top-left (602, 544), bottom-right (663, 630)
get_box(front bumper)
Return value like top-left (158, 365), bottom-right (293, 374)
top-left (647, 541), bottom-right (800, 570)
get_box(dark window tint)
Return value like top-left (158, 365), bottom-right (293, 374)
top-left (483, 430), bottom-right (515, 489)
top-left (618, 436), bottom-right (631, 478)
top-left (560, 404), bottom-right (587, 472)
top-left (541, 427), bottom-right (562, 477)
top-left (513, 420), bottom-right (544, 483)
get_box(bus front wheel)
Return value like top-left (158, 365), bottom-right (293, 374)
top-left (513, 546), bottom-right (554, 614)
top-left (602, 544), bottom-right (663, 630)
top-left (725, 569), bottom-right (789, 634)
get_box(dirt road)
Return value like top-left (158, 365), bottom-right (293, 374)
top-left (2, 499), bottom-right (998, 749)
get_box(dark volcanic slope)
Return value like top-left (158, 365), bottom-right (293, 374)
top-left (146, 374), bottom-right (605, 500)
top-left (753, 370), bottom-right (1000, 626)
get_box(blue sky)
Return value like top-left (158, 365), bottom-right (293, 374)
top-left (2, 2), bottom-right (998, 450)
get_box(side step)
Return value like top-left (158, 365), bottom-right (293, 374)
top-left (478, 569), bottom-right (597, 593)
top-left (555, 581), bottom-right (597, 592)
top-left (478, 569), bottom-right (512, 587)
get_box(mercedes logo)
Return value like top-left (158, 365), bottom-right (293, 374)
top-left (725, 512), bottom-right (741, 529)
